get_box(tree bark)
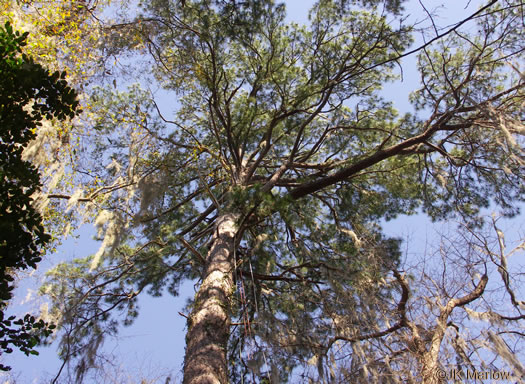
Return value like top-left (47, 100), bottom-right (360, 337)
top-left (183, 213), bottom-right (238, 384)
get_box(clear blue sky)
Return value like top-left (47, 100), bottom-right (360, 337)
top-left (3, 1), bottom-right (513, 383)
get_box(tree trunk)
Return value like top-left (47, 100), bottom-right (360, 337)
top-left (183, 213), bottom-right (238, 384)
top-left (420, 359), bottom-right (442, 384)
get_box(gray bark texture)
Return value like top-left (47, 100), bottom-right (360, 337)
top-left (183, 213), bottom-right (238, 384)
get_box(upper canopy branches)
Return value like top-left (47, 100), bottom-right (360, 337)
top-left (93, 0), bottom-right (523, 219)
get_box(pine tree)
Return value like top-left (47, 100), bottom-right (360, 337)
top-left (34, 1), bottom-right (524, 382)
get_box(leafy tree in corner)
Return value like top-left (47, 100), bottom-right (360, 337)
top-left (0, 21), bottom-right (78, 370)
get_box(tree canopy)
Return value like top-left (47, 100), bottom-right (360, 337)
top-left (5, 0), bottom-right (524, 382)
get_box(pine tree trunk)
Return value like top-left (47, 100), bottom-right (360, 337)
top-left (183, 213), bottom-right (238, 384)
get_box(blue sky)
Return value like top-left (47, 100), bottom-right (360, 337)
top-left (4, 0), bottom-right (520, 382)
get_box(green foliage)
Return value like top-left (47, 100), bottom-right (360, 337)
top-left (0, 21), bottom-right (78, 369)
top-left (0, 312), bottom-right (56, 371)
